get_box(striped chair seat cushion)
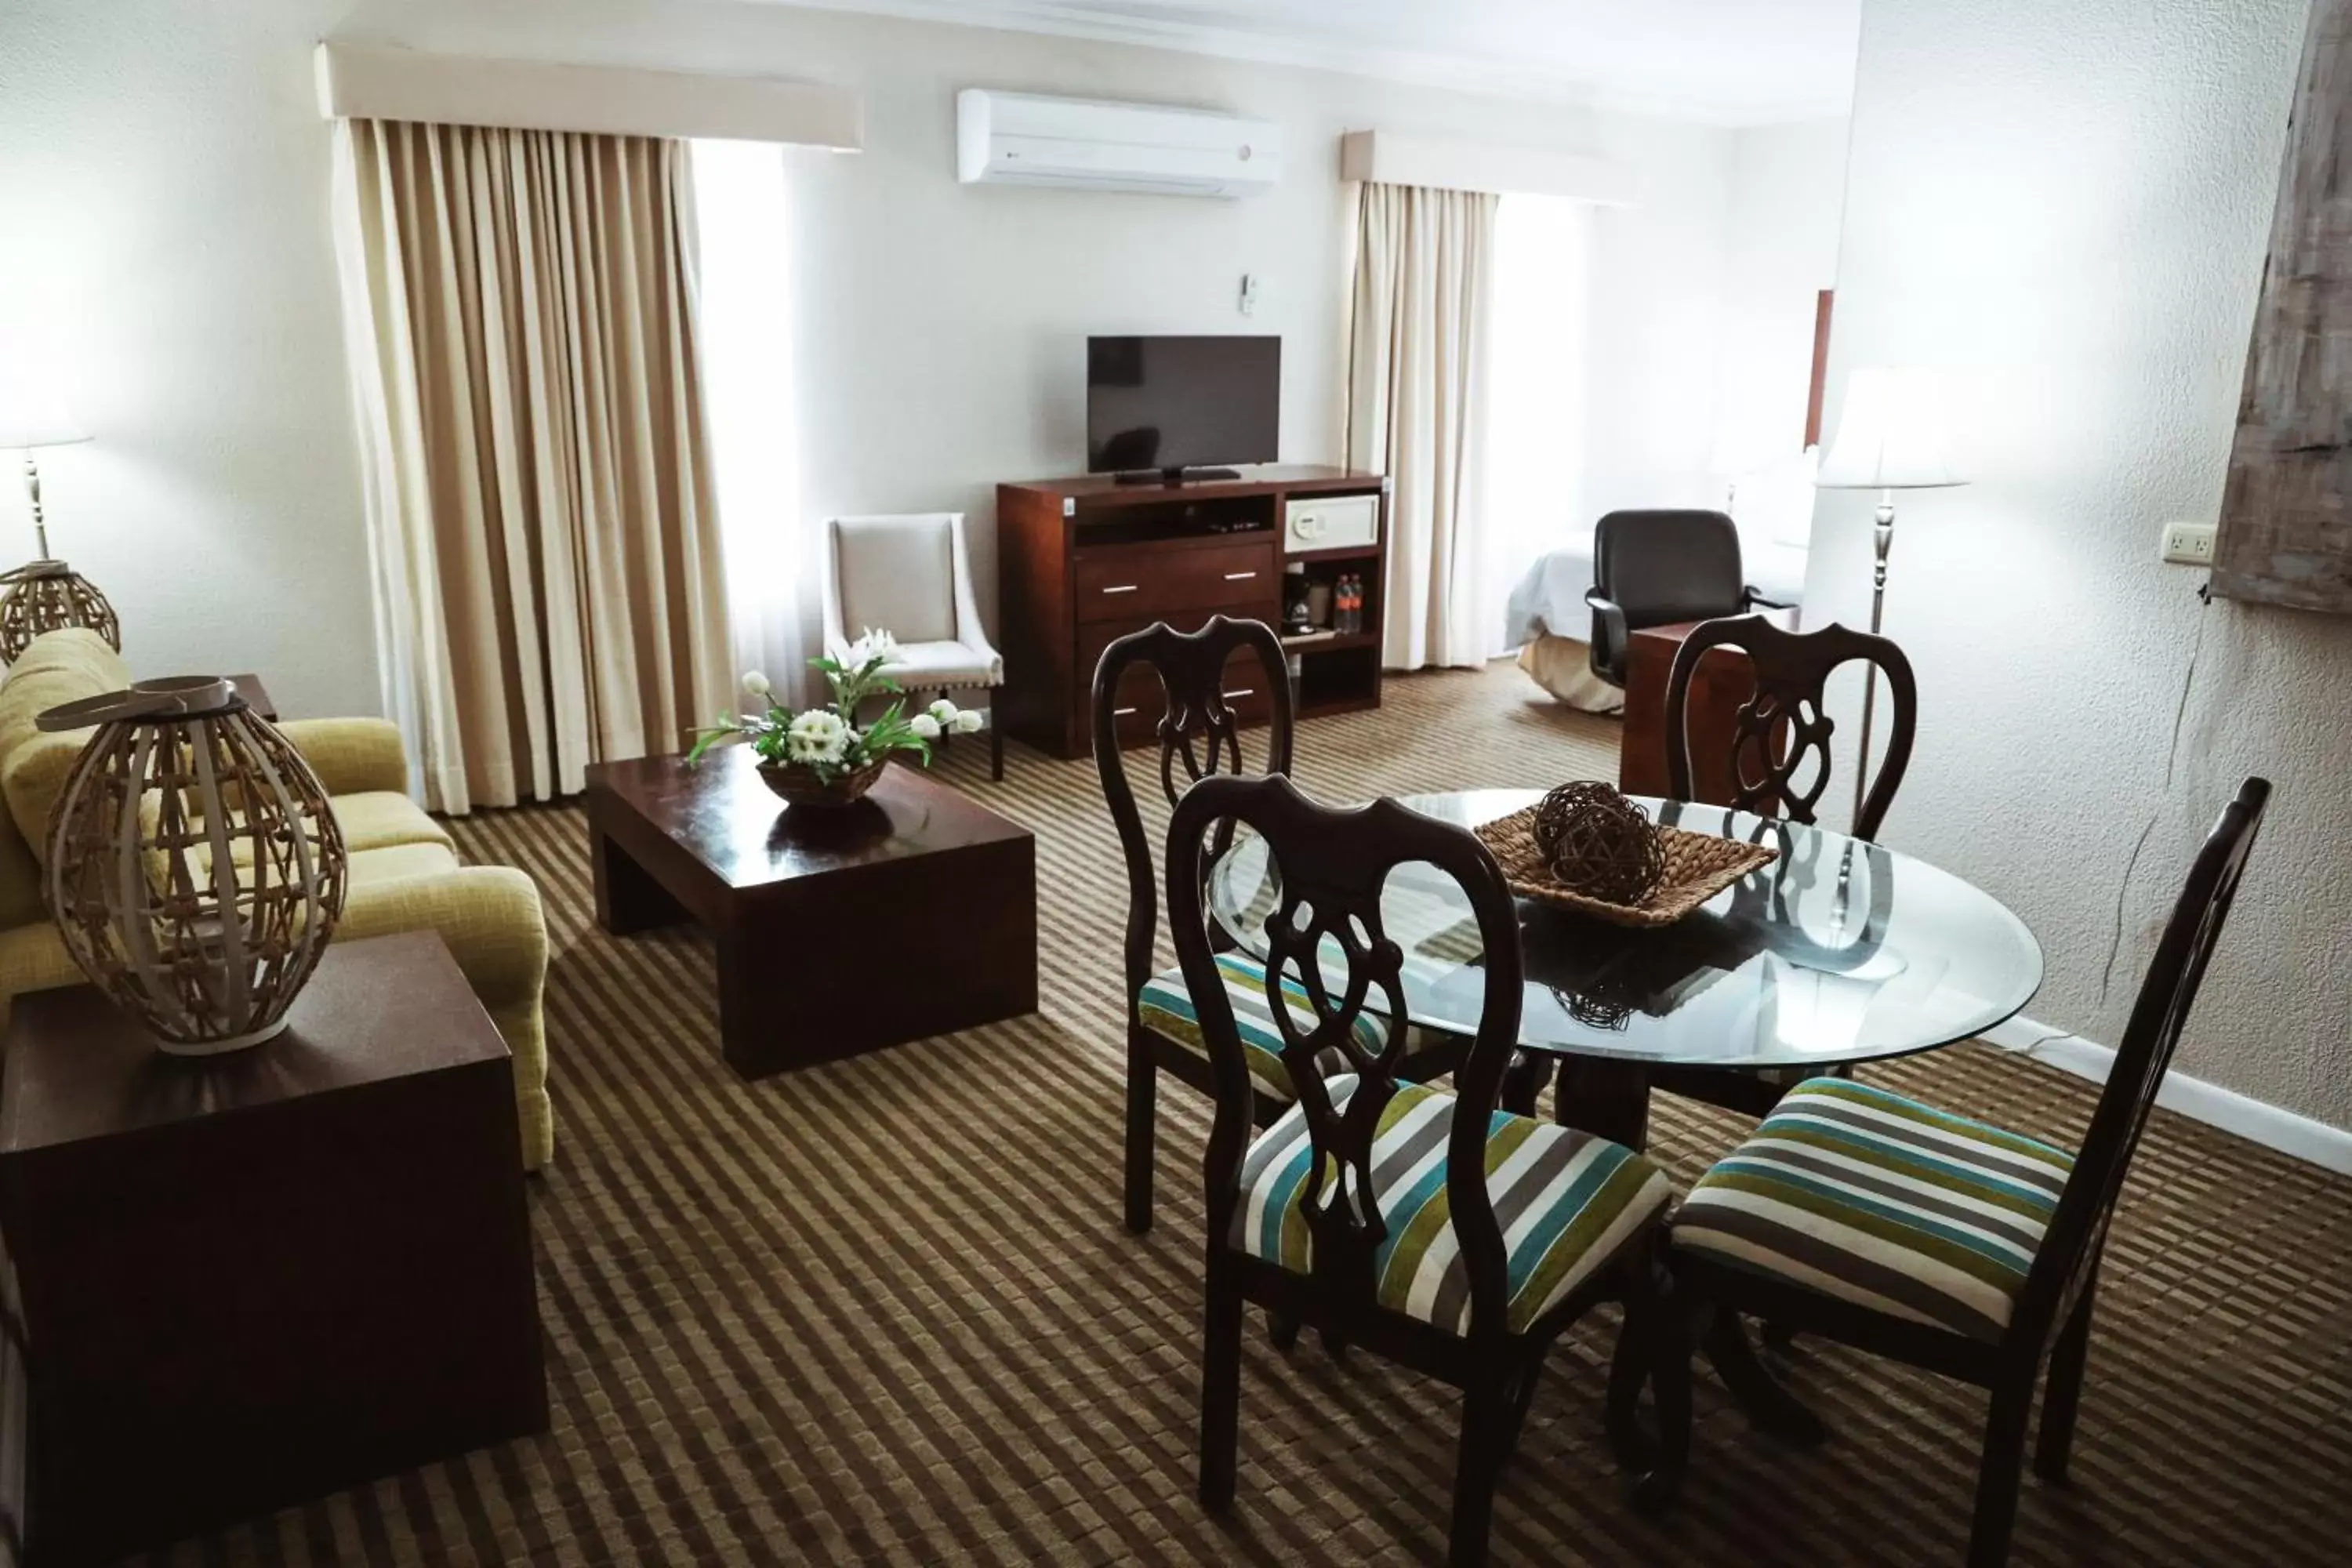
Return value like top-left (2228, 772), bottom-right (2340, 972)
top-left (1137, 953), bottom-right (1390, 1105)
top-left (1671, 1076), bottom-right (2076, 1342)
top-left (1230, 1075), bottom-right (1671, 1336)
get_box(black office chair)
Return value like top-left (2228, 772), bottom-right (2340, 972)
top-left (1584, 510), bottom-right (1789, 688)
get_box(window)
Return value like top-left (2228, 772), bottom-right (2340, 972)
top-left (1481, 194), bottom-right (1593, 656)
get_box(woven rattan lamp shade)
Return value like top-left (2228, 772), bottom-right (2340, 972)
top-left (41, 677), bottom-right (347, 1054)
top-left (0, 561), bottom-right (118, 661)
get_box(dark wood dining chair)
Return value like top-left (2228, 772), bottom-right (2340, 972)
top-left (1094, 615), bottom-right (1466, 1233)
top-left (1166, 771), bottom-right (1687, 1566)
top-left (1664, 612), bottom-right (1918, 841)
top-left (1649, 613), bottom-right (1920, 1121)
top-left (1660, 777), bottom-right (2271, 1567)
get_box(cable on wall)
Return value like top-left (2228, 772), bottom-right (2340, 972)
top-left (2098, 583), bottom-right (2212, 1004)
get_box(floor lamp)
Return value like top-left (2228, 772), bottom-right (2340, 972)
top-left (0, 350), bottom-right (115, 663)
top-left (1814, 367), bottom-right (1965, 830)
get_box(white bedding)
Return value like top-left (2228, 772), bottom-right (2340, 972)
top-left (1503, 543), bottom-right (1599, 649)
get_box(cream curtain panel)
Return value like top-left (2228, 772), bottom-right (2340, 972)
top-left (1342, 180), bottom-right (1499, 672)
top-left (332, 118), bottom-right (733, 813)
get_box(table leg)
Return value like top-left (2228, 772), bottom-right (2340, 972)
top-left (1554, 1056), bottom-right (1651, 1151)
top-left (1500, 1051), bottom-right (1552, 1117)
top-left (590, 822), bottom-right (686, 935)
top-left (1702, 1308), bottom-right (1827, 1445)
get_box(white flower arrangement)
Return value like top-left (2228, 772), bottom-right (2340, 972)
top-left (688, 628), bottom-right (970, 781)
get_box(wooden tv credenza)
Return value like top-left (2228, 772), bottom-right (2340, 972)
top-left (997, 466), bottom-right (1388, 758)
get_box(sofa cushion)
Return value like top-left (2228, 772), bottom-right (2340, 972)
top-left (195, 793), bottom-right (453, 869)
top-left (0, 630), bottom-right (130, 924)
top-left (333, 791), bottom-right (456, 854)
top-left (349, 840), bottom-right (463, 885)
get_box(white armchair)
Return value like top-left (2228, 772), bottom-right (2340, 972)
top-left (821, 512), bottom-right (1006, 779)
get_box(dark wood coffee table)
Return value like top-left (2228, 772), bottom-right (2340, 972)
top-left (584, 750), bottom-right (1039, 1078)
top-left (0, 932), bottom-right (546, 1564)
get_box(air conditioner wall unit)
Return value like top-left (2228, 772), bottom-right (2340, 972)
top-left (956, 89), bottom-right (1282, 198)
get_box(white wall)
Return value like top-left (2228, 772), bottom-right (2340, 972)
top-left (0, 0), bottom-right (379, 720)
top-left (4, 0), bottom-right (1756, 709)
top-left (1577, 113), bottom-right (1848, 586)
top-left (1813, 0), bottom-right (2350, 1128)
top-left (1581, 117), bottom-right (1737, 520)
top-left (1715, 117), bottom-right (1848, 479)
top-left (1714, 116), bottom-right (1847, 578)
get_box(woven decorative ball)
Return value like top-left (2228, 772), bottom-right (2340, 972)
top-left (1530, 781), bottom-right (1665, 905)
top-left (40, 677), bottom-right (347, 1054)
top-left (0, 559), bottom-right (120, 662)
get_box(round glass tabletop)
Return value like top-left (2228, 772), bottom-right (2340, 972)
top-left (1207, 790), bottom-right (2043, 1072)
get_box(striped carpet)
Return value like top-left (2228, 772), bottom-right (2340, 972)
top-left (150, 664), bottom-right (2350, 1566)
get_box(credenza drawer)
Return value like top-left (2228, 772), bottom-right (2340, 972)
top-left (1078, 618), bottom-right (1279, 750)
top-left (1075, 540), bottom-right (1276, 623)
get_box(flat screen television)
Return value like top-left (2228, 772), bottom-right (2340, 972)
top-left (1086, 335), bottom-right (1279, 481)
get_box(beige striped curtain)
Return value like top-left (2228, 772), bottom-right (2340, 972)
top-left (331, 118), bottom-right (733, 813)
top-left (1342, 181), bottom-right (1498, 672)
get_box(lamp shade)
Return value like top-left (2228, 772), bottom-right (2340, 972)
top-left (1815, 366), bottom-right (1964, 490)
top-left (0, 353), bottom-right (90, 451)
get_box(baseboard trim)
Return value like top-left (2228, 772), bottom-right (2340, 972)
top-left (1980, 1015), bottom-right (2352, 1178)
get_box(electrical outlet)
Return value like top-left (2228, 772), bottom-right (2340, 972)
top-left (2160, 521), bottom-right (2217, 566)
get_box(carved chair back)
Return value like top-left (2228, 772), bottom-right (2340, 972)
top-left (1166, 774), bottom-right (1527, 1340)
top-left (2010, 777), bottom-right (2268, 1352)
top-left (1664, 614), bottom-right (1918, 840)
top-left (1093, 616), bottom-right (1295, 1006)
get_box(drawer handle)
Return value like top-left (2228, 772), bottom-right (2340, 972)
top-left (1222, 570), bottom-right (1258, 581)
top-left (1112, 706), bottom-right (1139, 717)
top-left (1223, 688), bottom-right (1255, 700)
top-left (1098, 584), bottom-right (1139, 595)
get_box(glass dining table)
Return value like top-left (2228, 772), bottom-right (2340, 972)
top-left (1207, 789), bottom-right (2045, 1150)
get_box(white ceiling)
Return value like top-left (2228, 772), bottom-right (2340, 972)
top-left (771, 1), bottom-right (1861, 125)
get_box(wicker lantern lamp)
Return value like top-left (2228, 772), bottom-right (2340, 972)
top-left (0, 343), bottom-right (118, 662)
top-left (41, 677), bottom-right (347, 1054)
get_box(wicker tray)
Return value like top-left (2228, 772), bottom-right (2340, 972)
top-left (1474, 804), bottom-right (1778, 927)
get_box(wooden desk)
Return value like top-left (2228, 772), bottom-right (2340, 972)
top-left (0, 934), bottom-right (546, 1564)
top-left (1617, 614), bottom-right (1795, 810)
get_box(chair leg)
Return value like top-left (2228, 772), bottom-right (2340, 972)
top-left (1704, 1309), bottom-right (1826, 1445)
top-left (1123, 1029), bottom-right (1156, 1234)
top-left (1967, 1376), bottom-right (2034, 1568)
top-left (1497, 1360), bottom-right (1542, 1476)
top-left (1200, 1264), bottom-right (1243, 1510)
top-left (2034, 1273), bottom-right (2097, 1485)
top-left (1610, 1243), bottom-right (1689, 1512)
top-left (1450, 1372), bottom-right (1509, 1567)
top-left (988, 695), bottom-right (1004, 780)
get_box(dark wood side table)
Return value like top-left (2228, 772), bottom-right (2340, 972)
top-left (1617, 611), bottom-right (1797, 810)
top-left (585, 749), bottom-right (1040, 1079)
top-left (0, 933), bottom-right (546, 1566)
top-left (226, 672), bottom-right (275, 720)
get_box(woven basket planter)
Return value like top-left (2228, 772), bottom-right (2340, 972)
top-left (756, 757), bottom-right (887, 808)
top-left (1477, 801), bottom-right (1777, 928)
top-left (41, 677), bottom-right (347, 1054)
